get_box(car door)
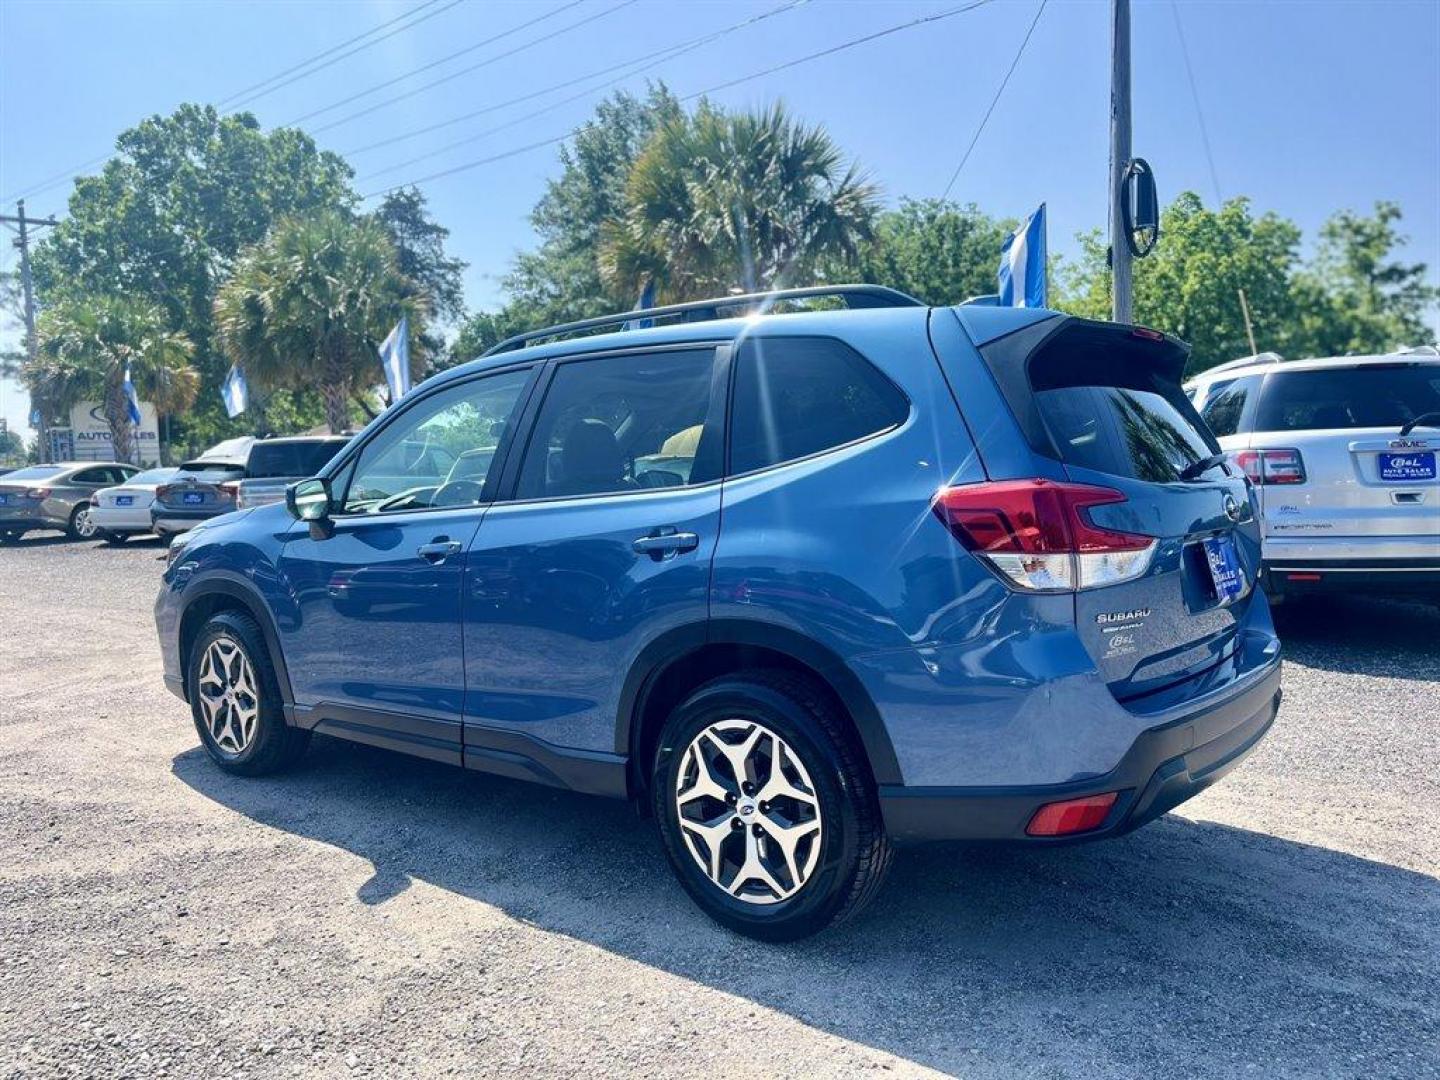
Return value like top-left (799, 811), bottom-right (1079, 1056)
top-left (275, 365), bottom-right (536, 764)
top-left (462, 344), bottom-right (727, 775)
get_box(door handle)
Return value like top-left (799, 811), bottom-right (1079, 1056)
top-left (417, 539), bottom-right (463, 563)
top-left (632, 530), bottom-right (699, 560)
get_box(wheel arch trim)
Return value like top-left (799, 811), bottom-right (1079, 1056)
top-left (617, 618), bottom-right (904, 789)
top-left (178, 576), bottom-right (295, 706)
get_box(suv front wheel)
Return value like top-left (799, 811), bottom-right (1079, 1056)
top-left (188, 611), bottom-right (310, 775)
top-left (652, 672), bottom-right (893, 941)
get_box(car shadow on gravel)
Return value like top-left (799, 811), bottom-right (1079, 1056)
top-left (172, 740), bottom-right (1439, 1076)
top-left (1273, 594), bottom-right (1440, 681)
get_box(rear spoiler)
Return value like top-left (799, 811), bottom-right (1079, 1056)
top-left (969, 314), bottom-right (1193, 461)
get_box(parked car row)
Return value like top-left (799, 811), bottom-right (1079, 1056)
top-left (0, 434), bottom-right (350, 544)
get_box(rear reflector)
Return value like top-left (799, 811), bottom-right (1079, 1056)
top-left (932, 479), bottom-right (1157, 592)
top-left (1286, 572), bottom-right (1322, 582)
top-left (1026, 792), bottom-right (1119, 837)
top-left (1233, 448), bottom-right (1306, 485)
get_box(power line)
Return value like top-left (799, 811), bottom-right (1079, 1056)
top-left (364, 0), bottom-right (998, 200)
top-left (308, 0), bottom-right (638, 136)
top-left (1169, 0), bottom-right (1222, 204)
top-left (940, 0), bottom-right (1046, 200)
top-left (0, 0), bottom-right (468, 204)
top-left (286, 0), bottom-right (588, 127)
top-left (217, 0), bottom-right (449, 109)
top-left (355, 0), bottom-right (809, 180)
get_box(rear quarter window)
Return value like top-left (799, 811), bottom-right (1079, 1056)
top-left (728, 337), bottom-right (909, 475)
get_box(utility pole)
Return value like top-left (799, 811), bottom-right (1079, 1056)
top-left (1109, 0), bottom-right (1133, 324)
top-left (1, 200), bottom-right (58, 460)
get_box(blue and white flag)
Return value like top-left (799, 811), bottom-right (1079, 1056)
top-left (222, 364), bottom-right (248, 418)
top-left (122, 367), bottom-right (143, 425)
top-left (379, 316), bottom-right (412, 404)
top-left (998, 203), bottom-right (1048, 308)
top-left (624, 279), bottom-right (655, 331)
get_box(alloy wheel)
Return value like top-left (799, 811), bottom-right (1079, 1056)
top-left (74, 508), bottom-right (97, 538)
top-left (196, 638), bottom-right (260, 754)
top-left (674, 718), bottom-right (824, 905)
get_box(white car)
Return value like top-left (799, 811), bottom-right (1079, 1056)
top-left (89, 467), bottom-right (180, 543)
top-left (1186, 348), bottom-right (1440, 601)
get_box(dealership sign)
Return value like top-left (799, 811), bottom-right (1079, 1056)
top-left (68, 401), bottom-right (161, 465)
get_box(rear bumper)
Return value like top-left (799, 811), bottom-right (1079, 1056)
top-left (879, 658), bottom-right (1283, 843)
top-left (1263, 556), bottom-right (1440, 596)
top-left (0, 509), bottom-right (64, 530)
top-left (152, 507), bottom-right (226, 531)
top-left (91, 506), bottom-right (154, 531)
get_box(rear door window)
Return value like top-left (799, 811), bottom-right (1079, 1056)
top-left (728, 337), bottom-right (908, 475)
top-left (1253, 365), bottom-right (1440, 431)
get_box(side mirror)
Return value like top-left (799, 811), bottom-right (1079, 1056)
top-left (286, 477), bottom-right (333, 522)
top-left (1123, 157), bottom-right (1159, 258)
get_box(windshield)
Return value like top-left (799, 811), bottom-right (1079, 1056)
top-left (1255, 364), bottom-right (1440, 431)
top-left (246, 440), bottom-right (346, 478)
top-left (2, 465), bottom-right (64, 481)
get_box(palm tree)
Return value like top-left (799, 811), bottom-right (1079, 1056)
top-left (599, 103), bottom-right (880, 302)
top-left (28, 296), bottom-right (197, 463)
top-left (215, 210), bottom-right (427, 434)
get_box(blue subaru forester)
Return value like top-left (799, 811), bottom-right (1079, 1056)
top-left (156, 286), bottom-right (1282, 940)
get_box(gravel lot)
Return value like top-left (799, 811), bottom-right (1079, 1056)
top-left (2, 535), bottom-right (1437, 1079)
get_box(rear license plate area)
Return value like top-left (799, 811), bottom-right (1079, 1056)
top-left (1378, 451), bottom-right (1435, 481)
top-left (1202, 535), bottom-right (1246, 606)
top-left (182, 492), bottom-right (204, 505)
top-left (116, 495), bottom-right (134, 506)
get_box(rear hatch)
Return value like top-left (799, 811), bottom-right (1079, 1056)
top-left (156, 462), bottom-right (245, 514)
top-left (1243, 362), bottom-right (1440, 541)
top-left (977, 318), bottom-right (1260, 702)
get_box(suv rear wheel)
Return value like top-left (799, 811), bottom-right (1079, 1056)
top-left (188, 611), bottom-right (309, 775)
top-left (652, 671), bottom-right (892, 941)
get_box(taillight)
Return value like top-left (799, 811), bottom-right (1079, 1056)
top-left (218, 481), bottom-right (241, 502)
top-left (932, 479), bottom-right (1157, 592)
top-left (25, 487), bottom-right (52, 499)
top-left (155, 484), bottom-right (176, 501)
top-left (1232, 448), bottom-right (1306, 485)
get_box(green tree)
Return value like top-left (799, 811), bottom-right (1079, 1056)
top-left (1291, 201), bottom-right (1436, 357)
top-left (502, 85), bottom-right (683, 329)
top-left (214, 210), bottom-right (426, 434)
top-left (857, 199), bottom-right (1014, 305)
top-left (1061, 193), bottom-right (1302, 374)
top-left (27, 296), bottom-right (197, 463)
top-left (32, 104), bottom-right (355, 444)
top-left (374, 188), bottom-right (468, 372)
top-left (600, 102), bottom-right (879, 301)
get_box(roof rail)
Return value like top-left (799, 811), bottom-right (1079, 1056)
top-left (482, 284), bottom-right (924, 356)
top-left (1397, 344), bottom-right (1440, 357)
top-left (1199, 351), bottom-right (1285, 377)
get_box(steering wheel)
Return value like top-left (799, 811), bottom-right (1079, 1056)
top-left (431, 479), bottom-right (485, 507)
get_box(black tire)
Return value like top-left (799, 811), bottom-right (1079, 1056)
top-left (67, 504), bottom-right (98, 541)
top-left (651, 670), bottom-right (893, 942)
top-left (187, 611), bottom-right (309, 776)
top-left (102, 531), bottom-right (128, 545)
top-left (0, 530), bottom-right (20, 545)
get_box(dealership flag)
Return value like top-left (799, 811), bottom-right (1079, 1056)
top-left (998, 203), bottom-right (1048, 308)
top-left (379, 316), bottom-right (412, 404)
top-left (623, 278), bottom-right (655, 330)
top-left (222, 364), bottom-right (248, 418)
top-left (122, 367), bottom-right (143, 425)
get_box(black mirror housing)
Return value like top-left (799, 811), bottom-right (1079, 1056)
top-left (286, 477), bottom-right (333, 522)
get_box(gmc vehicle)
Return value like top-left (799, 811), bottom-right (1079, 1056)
top-left (156, 287), bottom-right (1282, 940)
top-left (1186, 348), bottom-right (1440, 601)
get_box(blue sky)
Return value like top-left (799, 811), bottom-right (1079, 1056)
top-left (2, 0), bottom-right (1437, 441)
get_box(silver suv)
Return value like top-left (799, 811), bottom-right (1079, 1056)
top-left (1186, 348), bottom-right (1440, 600)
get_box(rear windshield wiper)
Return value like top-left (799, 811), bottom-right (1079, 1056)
top-left (1399, 411), bottom-right (1440, 436)
top-left (1179, 452), bottom-right (1230, 481)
